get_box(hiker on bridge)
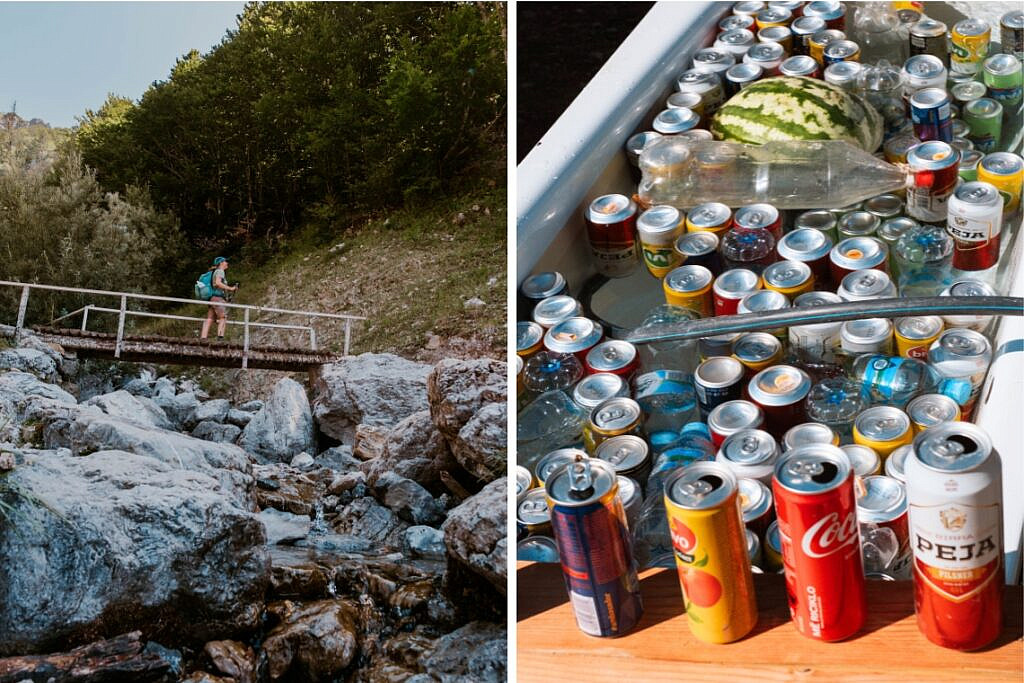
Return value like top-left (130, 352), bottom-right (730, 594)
top-left (198, 257), bottom-right (238, 341)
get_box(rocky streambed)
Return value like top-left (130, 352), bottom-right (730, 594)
top-left (0, 333), bottom-right (506, 682)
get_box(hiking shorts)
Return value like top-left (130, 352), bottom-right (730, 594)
top-left (209, 296), bottom-right (227, 319)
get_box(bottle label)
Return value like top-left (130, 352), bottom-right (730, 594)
top-left (859, 355), bottom-right (904, 400)
top-left (909, 501), bottom-right (1001, 602)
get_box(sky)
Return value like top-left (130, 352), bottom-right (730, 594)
top-left (0, 1), bottom-right (246, 128)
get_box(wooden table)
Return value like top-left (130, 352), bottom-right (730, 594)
top-left (517, 562), bottom-right (1023, 682)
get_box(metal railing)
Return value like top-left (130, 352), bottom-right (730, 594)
top-left (1, 279), bottom-right (366, 368)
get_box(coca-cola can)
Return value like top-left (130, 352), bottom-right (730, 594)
top-left (856, 475), bottom-right (912, 580)
top-left (772, 444), bottom-right (867, 641)
top-left (708, 399), bottom-right (765, 447)
top-left (905, 422), bottom-right (1003, 650)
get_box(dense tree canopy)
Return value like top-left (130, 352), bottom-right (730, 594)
top-left (76, 2), bottom-right (506, 249)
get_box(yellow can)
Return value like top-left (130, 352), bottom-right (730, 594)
top-left (763, 520), bottom-right (783, 573)
top-left (809, 29), bottom-right (845, 66)
top-left (762, 260), bottom-right (815, 298)
top-left (584, 397), bottom-right (643, 454)
top-left (516, 321), bottom-right (544, 358)
top-left (977, 152), bottom-right (1023, 216)
top-left (894, 316), bottom-right (943, 359)
top-left (731, 332), bottom-right (783, 377)
top-left (852, 406), bottom-right (913, 463)
top-left (637, 205), bottom-right (685, 278)
top-left (755, 7), bottom-right (792, 31)
top-left (663, 264), bottom-right (714, 317)
top-left (664, 462), bottom-right (757, 643)
top-left (950, 18), bottom-right (991, 75)
top-left (685, 202), bottom-right (732, 235)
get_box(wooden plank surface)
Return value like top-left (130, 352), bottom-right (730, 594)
top-left (517, 562), bottom-right (1023, 682)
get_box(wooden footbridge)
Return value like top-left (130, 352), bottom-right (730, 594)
top-left (1, 280), bottom-right (365, 371)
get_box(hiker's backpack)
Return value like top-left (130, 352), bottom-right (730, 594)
top-left (194, 270), bottom-right (216, 300)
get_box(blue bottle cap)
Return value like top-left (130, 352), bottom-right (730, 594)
top-left (938, 378), bottom-right (972, 406)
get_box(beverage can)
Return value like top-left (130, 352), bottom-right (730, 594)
top-left (1000, 10), bottom-right (1024, 61)
top-left (699, 331), bottom-right (742, 361)
top-left (910, 88), bottom-right (953, 143)
top-left (652, 106), bottom-right (701, 136)
top-left (823, 39), bottom-right (860, 65)
top-left (773, 444), bottom-right (866, 640)
top-left (763, 260), bottom-right (815, 297)
top-left (809, 29), bottom-right (846, 66)
top-left (783, 422), bottom-right (839, 451)
top-left (764, 519), bottom-right (784, 571)
top-left (732, 1), bottom-right (766, 18)
top-left (856, 475), bottom-right (912, 579)
top-left (841, 443), bottom-right (882, 477)
top-left (790, 16), bottom-right (826, 56)
top-left (958, 149), bottom-right (984, 182)
top-left (977, 152), bottom-right (1023, 216)
top-left (940, 280), bottom-right (997, 332)
top-left (585, 194), bottom-right (639, 278)
top-left (585, 397), bottom-right (643, 454)
top-left (883, 132), bottom-right (920, 165)
top-left (906, 142), bottom-right (960, 224)
top-left (829, 236), bottom-right (888, 284)
top-left (909, 17), bottom-right (949, 66)
top-left (840, 318), bottom-right (893, 355)
top-left (901, 54), bottom-right (947, 98)
top-left (905, 422), bottom-right (1003, 649)
top-left (823, 60), bottom-right (862, 90)
top-left (721, 13), bottom-right (756, 33)
top-left (963, 98), bottom-right (1003, 153)
top-left (617, 475), bottom-right (642, 531)
top-left (691, 47), bottom-right (736, 75)
top-left (708, 400), bottom-right (765, 448)
top-left (674, 231), bottom-right (723, 276)
top-left (686, 202), bottom-right (732, 235)
top-left (758, 25), bottom-right (794, 54)
top-left (573, 372), bottom-right (629, 415)
top-left (895, 316), bottom-right (944, 359)
top-left (950, 81), bottom-right (987, 109)
top-left (950, 18), bottom-right (991, 75)
top-left (744, 41), bottom-right (785, 75)
top-left (663, 264), bottom-right (714, 317)
top-left (536, 448), bottom-right (590, 487)
top-left (732, 332), bottom-right (783, 377)
top-left (717, 428), bottom-right (780, 485)
top-left (884, 444), bottom-right (912, 483)
top-left (747, 527), bottom-right (763, 568)
top-left (803, 1), bottom-right (846, 31)
top-left (624, 131), bottom-right (662, 168)
top-left (636, 205), bottom-right (685, 278)
top-left (714, 28), bottom-right (758, 59)
top-left (853, 406), bottom-right (914, 462)
top-left (677, 69), bottom-right (727, 115)
top-left (544, 316), bottom-right (603, 362)
top-left (739, 475), bottom-right (776, 537)
top-left (516, 464), bottom-right (535, 503)
top-left (737, 290), bottom-right (790, 341)
top-left (982, 54), bottom-right (1023, 110)
top-left (517, 535), bottom-right (560, 563)
top-left (837, 268), bottom-right (897, 302)
top-left (779, 54), bottom-right (821, 78)
top-left (755, 6), bottom-right (791, 30)
top-left (519, 487), bottom-right (554, 536)
top-left (863, 194), bottom-right (903, 221)
top-left (907, 393), bottom-right (961, 433)
top-left (520, 271), bottom-right (569, 318)
top-left (777, 228), bottom-right (833, 287)
top-left (694, 356), bottom-right (746, 420)
top-left (946, 181), bottom-right (1004, 271)
top-left (837, 211), bottom-right (880, 240)
top-left (585, 339), bottom-right (640, 379)
top-left (664, 463), bottom-right (758, 643)
top-left (747, 365), bottom-right (812, 438)
top-left (517, 320), bottom-right (545, 358)
top-left (532, 295), bottom-right (583, 329)
top-left (734, 203), bottom-right (783, 243)
top-left (547, 459), bottom-right (644, 636)
top-left (928, 328), bottom-right (992, 419)
top-left (594, 435), bottom-right (651, 485)
top-left (713, 268), bottom-right (762, 316)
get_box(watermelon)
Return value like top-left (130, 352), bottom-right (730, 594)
top-left (711, 76), bottom-right (884, 153)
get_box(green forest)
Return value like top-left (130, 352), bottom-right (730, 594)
top-left (0, 1), bottom-right (506, 334)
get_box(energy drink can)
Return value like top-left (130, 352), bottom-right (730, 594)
top-left (594, 435), bottom-right (651, 486)
top-left (894, 316), bottom-right (944, 359)
top-left (674, 231), bottom-right (723, 276)
top-left (547, 459), bottom-right (643, 637)
top-left (856, 475), bottom-right (912, 579)
top-left (906, 142), bottom-right (960, 224)
top-left (906, 393), bottom-right (961, 433)
top-left (716, 428), bottom-right (780, 485)
top-left (694, 356), bottom-right (746, 420)
top-left (663, 264), bottom-right (714, 317)
top-left (909, 17), bottom-right (949, 66)
top-left (963, 98), bottom-right (1003, 153)
top-left (732, 332), bottom-right (783, 377)
top-left (585, 194), bottom-right (639, 278)
top-left (636, 205), bottom-right (685, 278)
top-left (763, 260), bottom-right (815, 297)
top-left (946, 181), bottom-right (1004, 271)
top-left (708, 400), bottom-right (765, 448)
top-left (686, 202), bottom-right (733, 236)
top-left (790, 16), bottom-right (826, 57)
top-left (713, 268), bottom-right (762, 316)
top-left (950, 18), bottom-right (991, 75)
top-left (853, 406), bottom-right (913, 462)
top-left (905, 422), bottom-right (1003, 650)
top-left (663, 462), bottom-right (758, 643)
top-left (842, 443), bottom-right (882, 478)
top-left (910, 88), bottom-right (953, 143)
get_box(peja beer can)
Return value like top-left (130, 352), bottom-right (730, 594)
top-left (546, 458), bottom-right (643, 637)
top-left (664, 462), bottom-right (758, 643)
top-left (773, 444), bottom-right (867, 641)
top-left (947, 181), bottom-right (1004, 272)
top-left (856, 475), bottom-right (912, 579)
top-left (905, 422), bottom-right (1003, 650)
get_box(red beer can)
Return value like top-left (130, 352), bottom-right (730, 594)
top-left (713, 268), bottom-right (762, 316)
top-left (585, 339), bottom-right (640, 380)
top-left (734, 203), bottom-right (784, 243)
top-left (773, 444), bottom-right (867, 641)
top-left (746, 365), bottom-right (812, 439)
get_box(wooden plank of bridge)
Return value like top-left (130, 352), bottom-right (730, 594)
top-left (517, 562), bottom-right (1023, 682)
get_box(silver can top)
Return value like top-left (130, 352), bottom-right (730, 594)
top-left (517, 320), bottom-right (544, 353)
top-left (573, 372), bottom-right (628, 409)
top-left (617, 475), bottom-right (640, 507)
top-left (841, 318), bottom-right (893, 346)
top-left (838, 211), bottom-right (881, 237)
top-left (715, 28), bottom-right (756, 48)
top-left (521, 271), bottom-right (567, 300)
top-left (748, 365), bottom-right (812, 406)
top-left (763, 260), bottom-right (813, 290)
top-left (713, 268), bottom-right (761, 297)
top-left (721, 428), bottom-right (779, 466)
top-left (746, 41), bottom-right (785, 63)
top-left (653, 106), bottom-right (700, 135)
top-left (779, 55), bottom-right (818, 77)
top-left (732, 1), bottom-right (765, 17)
top-left (910, 17), bottom-right (946, 38)
top-left (666, 461), bottom-right (737, 510)
top-left (1002, 10), bottom-right (1024, 29)
top-left (586, 340), bottom-right (637, 373)
top-left (735, 203), bottom-right (779, 230)
top-left (517, 488), bottom-right (552, 525)
top-left (774, 444), bottom-right (850, 494)
top-left (825, 40), bottom-right (860, 60)
top-left (692, 47), bottom-right (736, 71)
top-left (708, 400), bottom-right (764, 435)
top-left (944, 279), bottom-right (996, 298)
top-left (903, 54), bottom-right (946, 80)
top-left (587, 194), bottom-right (637, 224)
top-left (758, 25), bottom-right (792, 43)
top-left (953, 17), bottom-right (989, 37)
top-left (952, 181), bottom-right (1002, 207)
top-left (855, 406), bottom-right (911, 442)
top-left (677, 68), bottom-right (722, 90)
top-left (907, 141), bottom-right (959, 171)
top-left (738, 289), bottom-right (790, 315)
top-left (687, 201), bottom-right (732, 228)
top-left (537, 448), bottom-right (589, 485)
top-left (591, 397), bottom-right (642, 432)
top-left (721, 13), bottom-right (755, 31)
top-left (978, 152), bottom-right (1024, 177)
top-left (909, 87), bottom-right (950, 110)
top-left (907, 393), bottom-right (960, 428)
top-left (675, 231), bottom-right (720, 257)
top-left (963, 97), bottom-right (1002, 119)
top-left (856, 475), bottom-right (907, 524)
top-left (516, 465), bottom-right (533, 497)
top-left (756, 7), bottom-right (791, 24)
top-left (842, 443), bottom-right (881, 478)
top-left (726, 62), bottom-right (764, 84)
top-left (544, 316), bottom-right (603, 354)
top-left (831, 236), bottom-right (888, 270)
top-left (864, 194), bottom-right (903, 219)
top-left (732, 332), bottom-right (781, 363)
top-left (532, 295), bottom-right (582, 328)
top-left (794, 290), bottom-right (843, 307)
top-left (791, 15), bottom-right (826, 35)
top-left (795, 209), bottom-right (837, 232)
top-left (928, 328), bottom-right (992, 367)
top-left (825, 60), bottom-right (863, 86)
top-left (783, 423), bottom-right (837, 451)
top-left (738, 476), bottom-right (773, 521)
top-left (878, 217), bottom-right (918, 243)
top-left (895, 315), bottom-right (943, 341)
top-left (667, 91), bottom-right (703, 110)
top-left (594, 435), bottom-right (650, 473)
top-left (778, 227), bottom-right (833, 262)
top-left (884, 444), bottom-right (912, 482)
top-left (839, 269), bottom-right (895, 299)
top-left (546, 458), bottom-right (618, 507)
top-left (695, 355), bottom-right (745, 389)
top-left (913, 421), bottom-right (993, 472)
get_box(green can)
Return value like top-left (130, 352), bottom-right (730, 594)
top-left (963, 97), bottom-right (1003, 153)
top-left (958, 149), bottom-right (984, 181)
top-left (983, 53), bottom-right (1023, 110)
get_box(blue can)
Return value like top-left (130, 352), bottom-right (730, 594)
top-left (910, 87), bottom-right (953, 143)
top-left (546, 459), bottom-right (643, 637)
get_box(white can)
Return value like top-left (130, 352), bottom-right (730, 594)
top-left (837, 269), bottom-right (898, 302)
top-left (928, 328), bottom-right (992, 418)
top-left (940, 280), bottom-right (997, 332)
top-left (841, 318), bottom-right (894, 354)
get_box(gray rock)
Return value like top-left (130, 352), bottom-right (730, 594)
top-left (194, 399), bottom-right (231, 425)
top-left (332, 496), bottom-right (408, 547)
top-left (313, 444), bottom-right (361, 472)
top-left (154, 392), bottom-right (201, 431)
top-left (363, 410), bottom-right (456, 493)
top-left (121, 377), bottom-right (154, 397)
top-left (83, 390), bottom-right (174, 431)
top-left (373, 472), bottom-right (445, 526)
top-left (192, 420), bottom-right (242, 444)
top-left (262, 600), bottom-right (358, 681)
top-left (259, 508), bottom-right (311, 545)
top-left (238, 378), bottom-right (314, 463)
top-left (426, 358), bottom-right (506, 441)
top-left (238, 399), bottom-right (264, 413)
top-left (327, 471), bottom-right (366, 496)
top-left (0, 370), bottom-right (76, 407)
top-left (421, 621), bottom-right (507, 683)
top-left (311, 353), bottom-right (431, 443)
top-left (451, 401), bottom-right (506, 483)
top-left (0, 449), bottom-right (268, 655)
top-left (153, 376), bottom-right (176, 400)
top-left (225, 408), bottom-right (254, 427)
top-left (0, 348), bottom-right (59, 382)
top-left (442, 478), bottom-right (506, 595)
top-left (404, 525), bottom-right (446, 559)
top-left (290, 452), bottom-right (315, 469)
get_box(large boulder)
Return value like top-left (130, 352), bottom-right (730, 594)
top-left (311, 353), bottom-right (431, 443)
top-left (238, 378), bottom-right (314, 463)
top-left (372, 472), bottom-right (445, 526)
top-left (194, 399), bottom-right (231, 425)
top-left (451, 401), bottom-right (506, 483)
top-left (426, 359), bottom-right (505, 441)
top-left (421, 621), bottom-right (507, 683)
top-left (0, 369), bottom-right (76, 408)
top-left (262, 600), bottom-right (359, 682)
top-left (192, 420), bottom-right (242, 444)
top-left (153, 392), bottom-right (201, 431)
top-left (362, 411), bottom-right (456, 493)
top-left (332, 496), bottom-right (408, 548)
top-left (0, 449), bottom-right (269, 655)
top-left (259, 508), bottom-right (311, 545)
top-left (253, 464), bottom-right (331, 516)
top-left (441, 478), bottom-right (506, 595)
top-left (83, 390), bottom-right (174, 431)
top-left (0, 347), bottom-right (59, 382)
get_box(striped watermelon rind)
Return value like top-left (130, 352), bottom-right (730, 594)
top-left (710, 76), bottom-right (884, 152)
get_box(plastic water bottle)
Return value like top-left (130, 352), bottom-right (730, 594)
top-left (516, 390), bottom-right (586, 471)
top-left (851, 4), bottom-right (904, 65)
top-left (631, 422), bottom-right (715, 568)
top-left (638, 138), bottom-right (908, 210)
top-left (847, 355), bottom-right (972, 408)
top-left (895, 225), bottom-right (954, 296)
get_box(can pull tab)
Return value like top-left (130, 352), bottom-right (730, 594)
top-left (569, 458), bottom-right (595, 500)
